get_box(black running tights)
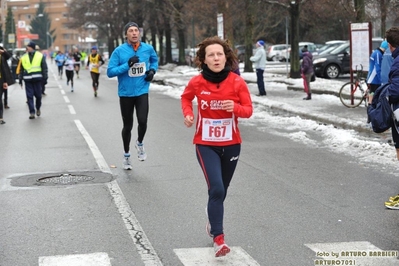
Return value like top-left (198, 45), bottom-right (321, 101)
top-left (120, 94), bottom-right (149, 153)
top-left (90, 72), bottom-right (100, 89)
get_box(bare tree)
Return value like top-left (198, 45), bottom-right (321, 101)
top-left (259, 0), bottom-right (306, 78)
top-left (354, 0), bottom-right (366, 22)
top-left (244, 0), bottom-right (255, 73)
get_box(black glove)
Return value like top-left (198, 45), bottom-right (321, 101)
top-left (144, 69), bottom-right (155, 82)
top-left (128, 56), bottom-right (139, 67)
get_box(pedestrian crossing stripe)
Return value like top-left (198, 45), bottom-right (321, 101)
top-left (173, 247), bottom-right (260, 265)
top-left (38, 252), bottom-right (111, 266)
top-left (305, 241), bottom-right (399, 265)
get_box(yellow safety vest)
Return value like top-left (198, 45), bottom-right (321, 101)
top-left (21, 52), bottom-right (43, 80)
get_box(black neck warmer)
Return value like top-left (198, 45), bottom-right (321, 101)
top-left (201, 64), bottom-right (231, 84)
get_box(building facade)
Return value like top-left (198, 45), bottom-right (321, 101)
top-left (4, 0), bottom-right (96, 53)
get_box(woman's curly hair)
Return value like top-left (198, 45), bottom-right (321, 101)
top-left (194, 36), bottom-right (239, 71)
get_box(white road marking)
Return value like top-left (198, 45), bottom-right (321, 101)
top-left (68, 105), bottom-right (76, 114)
top-left (174, 247), bottom-right (260, 265)
top-left (38, 252), bottom-right (111, 266)
top-left (74, 120), bottom-right (163, 266)
top-left (63, 96), bottom-right (70, 103)
top-left (305, 241), bottom-right (399, 265)
top-left (60, 89), bottom-right (65, 94)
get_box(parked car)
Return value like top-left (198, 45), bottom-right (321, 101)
top-left (312, 42), bottom-right (350, 79)
top-left (266, 44), bottom-right (289, 61)
top-left (279, 42), bottom-right (317, 61)
top-left (316, 40), bottom-right (347, 55)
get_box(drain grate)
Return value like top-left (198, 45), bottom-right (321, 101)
top-left (37, 173), bottom-right (95, 185)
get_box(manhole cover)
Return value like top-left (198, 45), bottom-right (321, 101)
top-left (10, 171), bottom-right (113, 187)
top-left (37, 174), bottom-right (95, 185)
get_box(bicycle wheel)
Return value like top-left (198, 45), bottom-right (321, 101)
top-left (339, 82), bottom-right (364, 108)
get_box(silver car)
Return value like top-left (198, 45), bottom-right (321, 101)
top-left (266, 44), bottom-right (289, 61)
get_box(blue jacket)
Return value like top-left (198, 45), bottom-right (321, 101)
top-left (388, 47), bottom-right (399, 103)
top-left (381, 48), bottom-right (393, 85)
top-left (107, 42), bottom-right (158, 97)
top-left (55, 54), bottom-right (66, 67)
top-left (366, 48), bottom-right (384, 85)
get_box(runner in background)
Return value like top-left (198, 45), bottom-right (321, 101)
top-left (72, 47), bottom-right (82, 78)
top-left (86, 46), bottom-right (104, 97)
top-left (55, 51), bottom-right (66, 79)
top-left (80, 50), bottom-right (87, 67)
top-left (64, 53), bottom-right (75, 92)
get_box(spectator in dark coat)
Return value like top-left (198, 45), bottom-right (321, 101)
top-left (0, 47), bottom-right (15, 124)
top-left (301, 45), bottom-right (314, 100)
top-left (383, 26), bottom-right (399, 209)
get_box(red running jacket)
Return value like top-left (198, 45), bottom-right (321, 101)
top-left (181, 72), bottom-right (253, 146)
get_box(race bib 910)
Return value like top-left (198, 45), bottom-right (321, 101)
top-left (128, 62), bottom-right (146, 77)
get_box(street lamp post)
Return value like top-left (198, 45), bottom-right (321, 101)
top-left (46, 32), bottom-right (53, 49)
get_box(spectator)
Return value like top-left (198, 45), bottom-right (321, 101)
top-left (19, 41), bottom-right (48, 119)
top-left (3, 48), bottom-right (17, 109)
top-left (11, 51), bottom-right (20, 81)
top-left (0, 47), bottom-right (15, 124)
top-left (367, 41), bottom-right (388, 103)
top-left (383, 27), bottom-right (399, 209)
top-left (301, 46), bottom-right (314, 100)
top-left (381, 40), bottom-right (393, 86)
top-left (250, 40), bottom-right (267, 96)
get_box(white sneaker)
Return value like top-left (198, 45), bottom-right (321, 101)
top-left (135, 140), bottom-right (147, 161)
top-left (123, 155), bottom-right (132, 170)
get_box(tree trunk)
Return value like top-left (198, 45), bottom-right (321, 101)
top-left (165, 22), bottom-right (172, 63)
top-left (177, 28), bottom-right (186, 65)
top-left (158, 30), bottom-right (164, 65)
top-left (354, 0), bottom-right (365, 23)
top-left (380, 0), bottom-right (387, 37)
top-left (290, 1), bottom-right (301, 79)
top-left (244, 0), bottom-right (254, 73)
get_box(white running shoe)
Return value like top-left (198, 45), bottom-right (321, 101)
top-left (123, 155), bottom-right (132, 170)
top-left (135, 140), bottom-right (147, 161)
top-left (213, 234), bottom-right (230, 257)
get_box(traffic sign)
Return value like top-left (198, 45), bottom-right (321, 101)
top-left (18, 20), bottom-right (26, 28)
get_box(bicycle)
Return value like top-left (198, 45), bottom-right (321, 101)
top-left (339, 65), bottom-right (369, 108)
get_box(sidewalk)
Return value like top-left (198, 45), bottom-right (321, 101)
top-left (244, 72), bottom-right (371, 133)
top-left (155, 64), bottom-right (373, 134)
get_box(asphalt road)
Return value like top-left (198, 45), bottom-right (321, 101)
top-left (1, 61), bottom-right (399, 266)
